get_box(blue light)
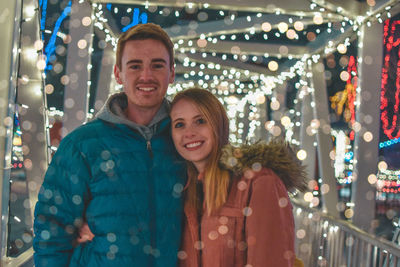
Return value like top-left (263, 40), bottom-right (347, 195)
top-left (380, 137), bottom-right (400, 149)
top-left (122, 8), bottom-right (148, 32)
top-left (40, 0), bottom-right (48, 31)
top-left (44, 1), bottom-right (71, 71)
top-left (344, 151), bottom-right (353, 161)
top-left (132, 8), bottom-right (139, 25)
top-left (140, 12), bottom-right (148, 24)
top-left (106, 4), bottom-right (112, 10)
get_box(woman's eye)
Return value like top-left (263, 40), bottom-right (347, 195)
top-left (196, 118), bottom-right (206, 124)
top-left (174, 122), bottom-right (184, 128)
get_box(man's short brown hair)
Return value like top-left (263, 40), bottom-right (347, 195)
top-left (115, 23), bottom-right (174, 69)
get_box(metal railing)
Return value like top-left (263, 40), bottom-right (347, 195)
top-left (292, 199), bottom-right (400, 267)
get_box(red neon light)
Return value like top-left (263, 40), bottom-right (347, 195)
top-left (381, 19), bottom-right (400, 139)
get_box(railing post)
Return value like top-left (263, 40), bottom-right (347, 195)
top-left (299, 85), bottom-right (317, 181)
top-left (351, 21), bottom-right (383, 232)
top-left (0, 0), bottom-right (21, 262)
top-left (309, 60), bottom-right (339, 218)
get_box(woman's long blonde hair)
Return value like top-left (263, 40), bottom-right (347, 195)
top-left (171, 88), bottom-right (231, 215)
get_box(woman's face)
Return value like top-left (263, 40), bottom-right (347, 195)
top-left (170, 99), bottom-right (214, 173)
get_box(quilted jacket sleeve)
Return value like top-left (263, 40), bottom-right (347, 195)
top-left (245, 169), bottom-right (295, 267)
top-left (33, 137), bottom-right (91, 267)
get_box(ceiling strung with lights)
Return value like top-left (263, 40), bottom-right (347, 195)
top-left (40, 0), bottom-right (399, 134)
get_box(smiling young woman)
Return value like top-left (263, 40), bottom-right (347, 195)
top-left (170, 88), bottom-right (307, 267)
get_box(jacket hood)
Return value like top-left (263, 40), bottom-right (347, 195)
top-left (95, 92), bottom-right (170, 140)
top-left (220, 140), bottom-right (308, 192)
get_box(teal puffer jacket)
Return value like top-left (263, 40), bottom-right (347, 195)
top-left (33, 117), bottom-right (186, 267)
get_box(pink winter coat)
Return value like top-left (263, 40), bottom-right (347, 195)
top-left (178, 141), bottom-right (307, 267)
top-left (179, 168), bottom-right (295, 267)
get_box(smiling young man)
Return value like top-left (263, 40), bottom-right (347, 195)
top-left (33, 23), bottom-right (186, 267)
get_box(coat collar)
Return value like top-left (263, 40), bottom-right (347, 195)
top-left (219, 140), bottom-right (308, 192)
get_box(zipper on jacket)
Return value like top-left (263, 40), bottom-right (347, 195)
top-left (146, 139), bottom-right (156, 267)
top-left (146, 140), bottom-right (153, 158)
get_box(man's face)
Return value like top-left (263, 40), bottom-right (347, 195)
top-left (114, 39), bottom-right (175, 114)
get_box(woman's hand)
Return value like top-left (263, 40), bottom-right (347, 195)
top-left (77, 223), bottom-right (95, 243)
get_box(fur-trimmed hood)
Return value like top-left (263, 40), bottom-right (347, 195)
top-left (220, 140), bottom-right (308, 192)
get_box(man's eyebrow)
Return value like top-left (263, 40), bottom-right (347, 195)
top-left (152, 58), bottom-right (167, 64)
top-left (125, 59), bottom-right (142, 65)
top-left (125, 58), bottom-right (167, 65)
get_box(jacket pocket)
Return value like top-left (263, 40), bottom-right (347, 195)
top-left (218, 207), bottom-right (245, 267)
top-left (69, 240), bottom-right (94, 266)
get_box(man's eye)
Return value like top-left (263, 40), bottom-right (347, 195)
top-left (174, 122), bottom-right (184, 128)
top-left (130, 65), bottom-right (140, 70)
top-left (153, 64), bottom-right (164, 69)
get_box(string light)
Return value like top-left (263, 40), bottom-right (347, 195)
top-left (379, 137), bottom-right (400, 148)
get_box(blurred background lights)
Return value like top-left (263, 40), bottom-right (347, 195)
top-left (320, 184), bottom-right (330, 194)
top-left (344, 209), bottom-right (354, 219)
top-left (378, 161), bottom-right (388, 172)
top-left (340, 71), bottom-right (350, 81)
top-left (24, 48), bottom-right (37, 61)
top-left (45, 84), bottom-right (55, 94)
top-left (367, 0), bottom-right (376, 7)
top-left (304, 192), bottom-right (313, 202)
top-left (296, 229), bottom-right (306, 239)
top-left (363, 131), bottom-right (373, 142)
top-left (368, 174), bottom-right (377, 184)
top-left (82, 16), bottom-right (92, 26)
top-left (36, 56), bottom-right (46, 70)
top-left (24, 5), bottom-right (36, 18)
top-left (278, 22), bottom-right (289, 33)
top-left (261, 22), bottom-right (272, 32)
top-left (311, 197), bottom-right (320, 207)
top-left (294, 21), bottom-right (304, 31)
top-left (270, 99), bottom-right (280, 110)
top-left (337, 44), bottom-right (347, 54)
top-left (281, 116), bottom-right (291, 127)
top-left (197, 38), bottom-right (207, 48)
top-left (255, 94), bottom-right (266, 104)
top-left (77, 39), bottom-right (88, 49)
top-left (297, 149), bottom-right (307, 161)
top-left (34, 40), bottom-right (44, 50)
top-left (313, 13), bottom-right (323, 24)
top-left (286, 29), bottom-right (297, 39)
top-left (226, 95), bottom-right (239, 105)
top-left (33, 86), bottom-right (42, 96)
top-left (268, 60), bottom-right (279, 71)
